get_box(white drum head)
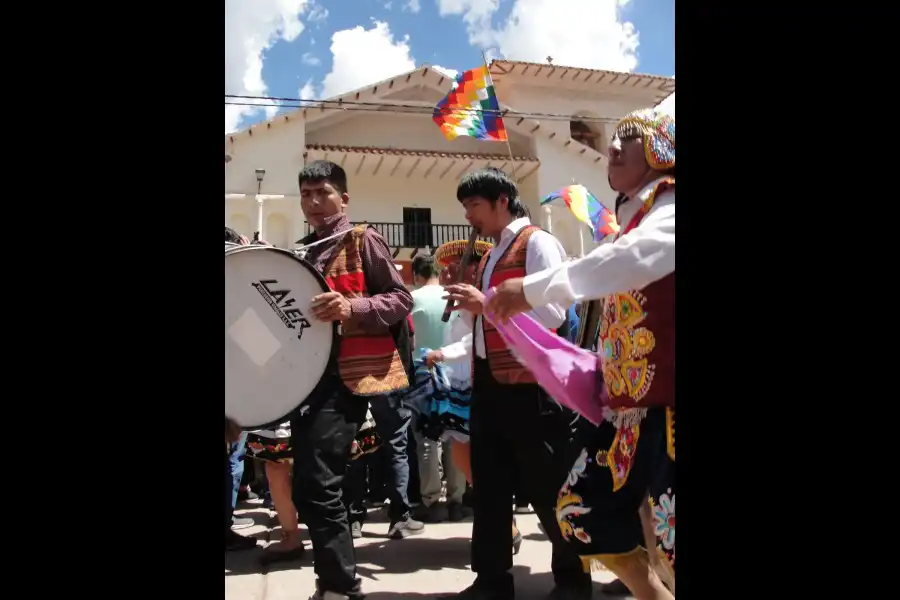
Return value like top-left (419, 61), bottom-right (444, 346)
top-left (225, 246), bottom-right (337, 429)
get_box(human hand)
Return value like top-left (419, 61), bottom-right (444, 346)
top-left (442, 283), bottom-right (486, 315)
top-left (484, 277), bottom-right (531, 323)
top-left (425, 350), bottom-right (445, 367)
top-left (310, 291), bottom-right (352, 322)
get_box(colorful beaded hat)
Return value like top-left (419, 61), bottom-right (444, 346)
top-left (434, 239), bottom-right (493, 267)
top-left (613, 108), bottom-right (675, 171)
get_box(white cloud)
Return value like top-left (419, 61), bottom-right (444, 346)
top-left (405, 0), bottom-right (422, 12)
top-left (307, 3), bottom-right (328, 23)
top-left (225, 0), bottom-right (311, 133)
top-left (437, 0), bottom-right (639, 73)
top-left (314, 20), bottom-right (417, 99)
top-left (302, 52), bottom-right (321, 66)
top-left (433, 65), bottom-right (459, 80)
top-left (298, 78), bottom-right (317, 102)
top-left (384, 1), bottom-right (393, 9)
top-left (656, 92), bottom-right (675, 117)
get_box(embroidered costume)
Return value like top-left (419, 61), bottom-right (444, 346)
top-left (520, 109), bottom-right (676, 587)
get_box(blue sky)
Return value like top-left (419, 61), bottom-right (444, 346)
top-left (225, 0), bottom-right (675, 133)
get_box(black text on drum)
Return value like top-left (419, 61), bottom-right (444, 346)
top-left (251, 279), bottom-right (312, 340)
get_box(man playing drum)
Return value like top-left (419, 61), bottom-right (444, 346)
top-left (294, 160), bottom-right (416, 600)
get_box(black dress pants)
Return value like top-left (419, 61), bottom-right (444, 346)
top-left (469, 358), bottom-right (591, 594)
top-left (292, 384), bottom-right (368, 598)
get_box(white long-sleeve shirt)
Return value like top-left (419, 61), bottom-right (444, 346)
top-left (523, 178), bottom-right (675, 308)
top-left (461, 217), bottom-right (568, 358)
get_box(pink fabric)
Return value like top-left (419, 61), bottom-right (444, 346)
top-left (483, 289), bottom-right (604, 424)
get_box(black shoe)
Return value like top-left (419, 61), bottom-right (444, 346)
top-left (439, 582), bottom-right (514, 600)
top-left (388, 516), bottom-right (425, 539)
top-left (226, 530), bottom-right (258, 551)
top-left (350, 522), bottom-right (362, 539)
top-left (447, 502), bottom-right (473, 522)
top-left (414, 503), bottom-right (449, 523)
top-left (598, 580), bottom-right (630, 596)
top-left (260, 543), bottom-right (306, 565)
top-left (238, 488), bottom-right (259, 502)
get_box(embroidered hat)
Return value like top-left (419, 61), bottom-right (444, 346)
top-left (613, 109), bottom-right (675, 171)
top-left (434, 239), bottom-right (493, 267)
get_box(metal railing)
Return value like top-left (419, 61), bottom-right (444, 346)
top-left (301, 222), bottom-right (490, 249)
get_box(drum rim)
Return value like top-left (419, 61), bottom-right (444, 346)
top-left (225, 244), bottom-right (341, 430)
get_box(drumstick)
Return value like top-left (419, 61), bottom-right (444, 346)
top-left (441, 228), bottom-right (479, 323)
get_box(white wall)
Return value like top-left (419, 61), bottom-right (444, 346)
top-left (306, 112), bottom-right (531, 157)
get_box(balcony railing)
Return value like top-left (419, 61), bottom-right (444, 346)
top-left (301, 222), bottom-right (490, 250)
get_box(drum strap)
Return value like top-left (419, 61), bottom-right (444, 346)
top-left (295, 226), bottom-right (366, 259)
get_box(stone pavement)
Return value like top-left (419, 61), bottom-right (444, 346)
top-left (225, 500), bottom-right (629, 600)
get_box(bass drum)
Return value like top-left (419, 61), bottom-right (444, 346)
top-left (225, 245), bottom-right (339, 429)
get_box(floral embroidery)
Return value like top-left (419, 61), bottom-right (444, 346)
top-left (609, 421), bottom-right (640, 491)
top-left (652, 490), bottom-right (675, 550)
top-left (556, 449), bottom-right (593, 544)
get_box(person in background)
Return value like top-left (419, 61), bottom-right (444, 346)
top-left (294, 160), bottom-right (415, 600)
top-left (225, 226), bottom-right (257, 551)
top-left (409, 253), bottom-right (469, 523)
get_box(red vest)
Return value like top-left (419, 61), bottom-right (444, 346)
top-left (474, 225), bottom-right (555, 385)
top-left (598, 178), bottom-right (675, 408)
top-left (323, 227), bottom-right (410, 395)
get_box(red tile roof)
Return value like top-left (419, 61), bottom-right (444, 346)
top-left (305, 144), bottom-right (538, 162)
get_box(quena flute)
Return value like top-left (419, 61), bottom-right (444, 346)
top-left (441, 228), bottom-right (479, 322)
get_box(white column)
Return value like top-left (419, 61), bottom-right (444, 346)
top-left (255, 195), bottom-right (265, 239)
top-left (578, 226), bottom-right (585, 258)
top-left (542, 205), bottom-right (553, 234)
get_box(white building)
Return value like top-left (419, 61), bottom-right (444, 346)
top-left (225, 59), bottom-right (674, 280)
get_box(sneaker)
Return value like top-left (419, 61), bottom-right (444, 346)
top-left (388, 516), bottom-right (425, 539)
top-left (232, 516), bottom-right (254, 530)
top-left (226, 530), bottom-right (258, 551)
top-left (447, 502), bottom-right (473, 522)
top-left (350, 522), bottom-right (362, 539)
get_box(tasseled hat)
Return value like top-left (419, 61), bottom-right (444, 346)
top-left (434, 239), bottom-right (493, 267)
top-left (612, 108), bottom-right (675, 171)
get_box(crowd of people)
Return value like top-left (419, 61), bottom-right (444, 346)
top-left (224, 107), bottom-right (675, 600)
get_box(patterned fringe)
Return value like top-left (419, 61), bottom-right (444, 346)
top-left (602, 406), bottom-right (648, 428)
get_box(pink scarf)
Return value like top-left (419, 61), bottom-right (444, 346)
top-left (483, 289), bottom-right (604, 424)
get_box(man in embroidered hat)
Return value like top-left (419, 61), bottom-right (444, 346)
top-left (441, 167), bottom-right (592, 600)
top-left (485, 109), bottom-right (676, 599)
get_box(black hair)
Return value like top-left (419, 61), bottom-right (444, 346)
top-left (225, 226), bottom-right (243, 243)
top-left (298, 160), bottom-right (349, 194)
top-left (411, 254), bottom-right (438, 280)
top-left (456, 167), bottom-right (527, 218)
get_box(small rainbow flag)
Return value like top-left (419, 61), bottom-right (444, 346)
top-left (433, 66), bottom-right (508, 142)
top-left (541, 185), bottom-right (620, 242)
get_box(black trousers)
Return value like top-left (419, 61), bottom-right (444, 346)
top-left (292, 384), bottom-right (368, 598)
top-left (343, 454), bottom-right (369, 526)
top-left (469, 358), bottom-right (591, 593)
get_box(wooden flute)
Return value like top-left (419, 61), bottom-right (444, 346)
top-left (441, 228), bottom-right (479, 323)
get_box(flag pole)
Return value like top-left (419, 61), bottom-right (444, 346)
top-left (481, 50), bottom-right (519, 183)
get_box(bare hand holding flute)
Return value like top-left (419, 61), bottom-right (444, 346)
top-left (441, 228), bottom-right (486, 321)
